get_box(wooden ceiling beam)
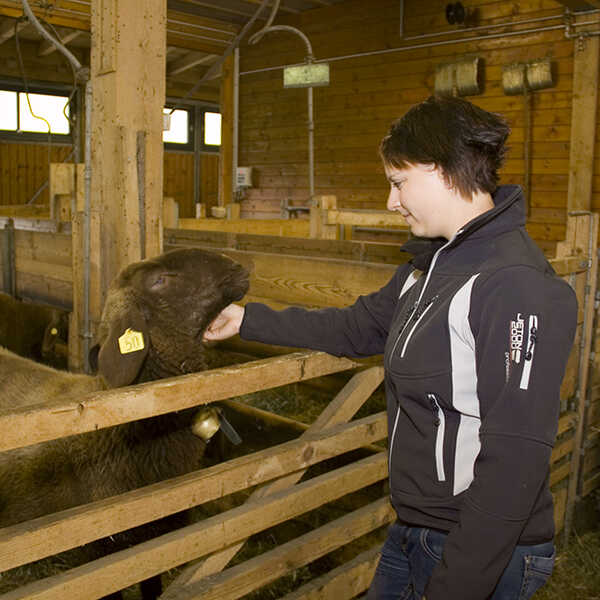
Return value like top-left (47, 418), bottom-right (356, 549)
top-left (166, 81), bottom-right (219, 102)
top-left (176, 0), bottom-right (256, 19)
top-left (168, 2), bottom-right (242, 31)
top-left (167, 0), bottom-right (240, 34)
top-left (243, 0), bottom-right (300, 14)
top-left (165, 32), bottom-right (229, 53)
top-left (0, 5), bottom-right (89, 32)
top-left (0, 17), bottom-right (27, 45)
top-left (167, 51), bottom-right (218, 76)
top-left (554, 0), bottom-right (600, 11)
top-left (37, 27), bottom-right (85, 56)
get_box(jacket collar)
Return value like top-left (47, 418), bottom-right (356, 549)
top-left (400, 185), bottom-right (524, 270)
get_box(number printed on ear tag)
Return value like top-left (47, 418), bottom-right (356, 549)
top-left (118, 328), bottom-right (145, 354)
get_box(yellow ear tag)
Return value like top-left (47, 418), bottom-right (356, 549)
top-left (118, 328), bottom-right (145, 354)
top-left (50, 328), bottom-right (58, 335)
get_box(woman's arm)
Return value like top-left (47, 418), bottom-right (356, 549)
top-left (205, 264), bottom-right (417, 358)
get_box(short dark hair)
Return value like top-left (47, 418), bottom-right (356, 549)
top-left (379, 95), bottom-right (510, 197)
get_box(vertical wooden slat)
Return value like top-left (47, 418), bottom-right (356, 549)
top-left (219, 53), bottom-right (234, 208)
top-left (568, 36), bottom-right (599, 211)
top-left (1, 218), bottom-right (15, 296)
top-left (564, 213), bottom-right (599, 540)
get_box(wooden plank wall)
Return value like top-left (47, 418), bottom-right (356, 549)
top-left (0, 143), bottom-right (71, 206)
top-left (199, 152), bottom-right (219, 216)
top-left (0, 144), bottom-right (217, 219)
top-left (163, 152), bottom-right (219, 217)
top-left (236, 0), bottom-right (573, 253)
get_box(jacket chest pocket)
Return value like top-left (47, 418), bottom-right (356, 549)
top-left (428, 393), bottom-right (446, 482)
top-left (389, 295), bottom-right (439, 363)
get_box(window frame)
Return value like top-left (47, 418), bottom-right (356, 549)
top-left (0, 79), bottom-right (76, 144)
top-left (164, 98), bottom-right (220, 155)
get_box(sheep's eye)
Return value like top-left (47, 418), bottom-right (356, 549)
top-left (148, 272), bottom-right (178, 291)
top-left (149, 274), bottom-right (168, 291)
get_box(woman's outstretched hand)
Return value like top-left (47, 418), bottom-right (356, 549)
top-left (203, 303), bottom-right (245, 342)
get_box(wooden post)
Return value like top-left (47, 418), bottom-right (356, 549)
top-left (219, 53), bottom-right (234, 208)
top-left (195, 203), bottom-right (206, 218)
top-left (563, 213), bottom-right (599, 541)
top-left (1, 219), bottom-right (15, 297)
top-left (226, 202), bottom-right (240, 219)
top-left (310, 195), bottom-right (338, 240)
top-left (49, 163), bottom-right (77, 221)
top-left (89, 0), bottom-right (166, 308)
top-left (163, 197), bottom-right (179, 229)
top-left (567, 35), bottom-right (599, 211)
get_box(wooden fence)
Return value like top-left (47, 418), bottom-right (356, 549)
top-left (0, 351), bottom-right (390, 599)
top-left (0, 211), bottom-right (597, 598)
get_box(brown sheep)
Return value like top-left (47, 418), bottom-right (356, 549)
top-left (0, 292), bottom-right (69, 368)
top-left (0, 247), bottom-right (249, 599)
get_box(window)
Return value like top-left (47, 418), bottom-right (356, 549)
top-left (162, 108), bottom-right (189, 144)
top-left (204, 112), bottom-right (221, 146)
top-left (0, 91), bottom-right (17, 130)
top-left (0, 89), bottom-right (71, 138)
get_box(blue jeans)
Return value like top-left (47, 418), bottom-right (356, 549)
top-left (367, 522), bottom-right (555, 600)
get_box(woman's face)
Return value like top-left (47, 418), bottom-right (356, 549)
top-left (385, 162), bottom-right (466, 240)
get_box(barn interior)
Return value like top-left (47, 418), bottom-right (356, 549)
top-left (0, 0), bottom-right (599, 598)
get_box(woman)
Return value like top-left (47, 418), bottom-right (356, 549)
top-left (204, 95), bottom-right (577, 600)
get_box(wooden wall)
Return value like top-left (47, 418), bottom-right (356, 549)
top-left (163, 152), bottom-right (219, 217)
top-left (199, 152), bottom-right (220, 216)
top-left (0, 142), bottom-right (217, 218)
top-left (0, 143), bottom-right (72, 206)
top-left (236, 0), bottom-right (574, 250)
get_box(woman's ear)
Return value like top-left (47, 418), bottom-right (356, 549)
top-left (94, 304), bottom-right (149, 388)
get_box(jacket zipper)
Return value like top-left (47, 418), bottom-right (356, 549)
top-left (389, 302), bottom-right (418, 360)
top-left (428, 393), bottom-right (446, 482)
top-left (390, 233), bottom-right (456, 361)
top-left (519, 315), bottom-right (538, 390)
top-left (388, 401), bottom-right (402, 495)
top-left (399, 298), bottom-right (437, 358)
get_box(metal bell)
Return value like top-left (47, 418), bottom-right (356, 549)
top-left (191, 407), bottom-right (221, 441)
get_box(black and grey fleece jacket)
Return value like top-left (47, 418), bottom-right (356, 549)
top-left (239, 185), bottom-right (577, 600)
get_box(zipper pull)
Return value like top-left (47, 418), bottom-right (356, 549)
top-left (416, 295), bottom-right (439, 319)
top-left (428, 394), bottom-right (441, 426)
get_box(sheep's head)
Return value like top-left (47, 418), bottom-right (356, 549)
top-left (90, 248), bottom-right (250, 388)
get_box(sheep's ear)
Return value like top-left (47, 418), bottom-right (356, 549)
top-left (88, 343), bottom-right (100, 372)
top-left (95, 306), bottom-right (149, 388)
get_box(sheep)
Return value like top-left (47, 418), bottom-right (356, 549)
top-left (0, 292), bottom-right (69, 368)
top-left (0, 247), bottom-right (250, 599)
